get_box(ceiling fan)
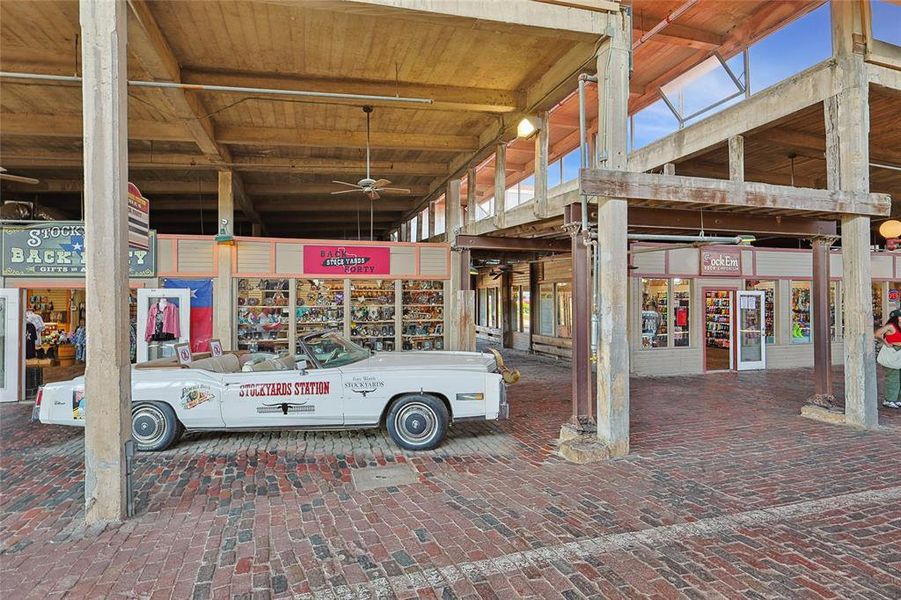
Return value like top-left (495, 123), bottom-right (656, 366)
top-left (489, 264), bottom-right (527, 280)
top-left (0, 167), bottom-right (40, 185)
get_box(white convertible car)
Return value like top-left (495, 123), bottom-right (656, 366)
top-left (35, 331), bottom-right (510, 451)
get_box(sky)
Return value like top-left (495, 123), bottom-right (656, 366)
top-left (630, 1), bottom-right (901, 151)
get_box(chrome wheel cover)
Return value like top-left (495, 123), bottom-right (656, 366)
top-left (132, 405), bottom-right (167, 447)
top-left (394, 402), bottom-right (437, 445)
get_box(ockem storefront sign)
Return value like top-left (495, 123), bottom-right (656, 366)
top-left (700, 248), bottom-right (741, 275)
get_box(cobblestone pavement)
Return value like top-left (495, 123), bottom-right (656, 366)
top-left (1, 349), bottom-right (900, 599)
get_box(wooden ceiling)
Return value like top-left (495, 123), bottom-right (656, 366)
top-left (0, 0), bottom-right (841, 238)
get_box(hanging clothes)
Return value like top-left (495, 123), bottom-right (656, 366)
top-left (144, 301), bottom-right (180, 341)
top-left (73, 326), bottom-right (87, 362)
top-left (25, 322), bottom-right (38, 359)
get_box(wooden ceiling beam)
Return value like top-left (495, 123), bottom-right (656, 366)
top-left (0, 150), bottom-right (449, 176)
top-left (0, 113), bottom-right (192, 142)
top-left (126, 0), bottom-right (263, 230)
top-left (3, 179), bottom-right (428, 196)
top-left (297, 0), bottom-right (608, 40)
top-left (632, 13), bottom-right (724, 50)
top-left (181, 69), bottom-right (522, 114)
top-left (215, 125), bottom-right (478, 152)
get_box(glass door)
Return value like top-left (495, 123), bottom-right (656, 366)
top-left (0, 289), bottom-right (21, 402)
top-left (737, 291), bottom-right (766, 371)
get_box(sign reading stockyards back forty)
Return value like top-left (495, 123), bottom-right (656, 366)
top-left (1, 222), bottom-right (156, 277)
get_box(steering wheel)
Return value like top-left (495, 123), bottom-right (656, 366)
top-left (319, 347), bottom-right (339, 364)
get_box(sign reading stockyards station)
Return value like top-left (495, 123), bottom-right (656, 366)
top-left (1, 222), bottom-right (156, 277)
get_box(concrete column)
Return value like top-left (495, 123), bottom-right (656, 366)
top-left (595, 10), bottom-right (631, 456)
top-left (811, 237), bottom-right (834, 398)
top-left (215, 171), bottom-right (235, 350)
top-left (534, 111), bottom-right (549, 216)
top-left (568, 204), bottom-right (593, 426)
top-left (467, 166), bottom-right (477, 225)
top-left (81, 0), bottom-right (131, 525)
top-left (500, 271), bottom-right (513, 348)
top-left (830, 0), bottom-right (877, 428)
top-left (445, 178), bottom-right (473, 351)
top-left (728, 135), bottom-right (744, 182)
top-left (494, 143), bottom-right (506, 229)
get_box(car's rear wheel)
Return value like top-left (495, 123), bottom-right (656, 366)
top-left (386, 394), bottom-right (448, 451)
top-left (131, 402), bottom-right (182, 451)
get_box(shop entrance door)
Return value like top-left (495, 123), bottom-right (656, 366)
top-left (704, 289), bottom-right (733, 371)
top-left (0, 289), bottom-right (21, 402)
top-left (737, 291), bottom-right (766, 370)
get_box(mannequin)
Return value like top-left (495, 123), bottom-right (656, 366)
top-left (145, 297), bottom-right (180, 342)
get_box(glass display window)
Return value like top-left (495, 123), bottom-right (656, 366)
top-left (478, 288), bottom-right (488, 326)
top-left (640, 278), bottom-right (668, 348)
top-left (521, 289), bottom-right (531, 334)
top-left (236, 278), bottom-right (290, 353)
top-left (555, 282), bottom-right (572, 338)
top-left (538, 284), bottom-right (554, 335)
top-left (873, 282), bottom-right (885, 328)
top-left (790, 281), bottom-right (811, 344)
top-left (350, 279), bottom-right (396, 352)
top-left (402, 280), bottom-right (444, 350)
top-left (672, 279), bottom-right (690, 347)
top-left (487, 288), bottom-right (498, 328)
top-left (889, 282), bottom-right (901, 315)
top-left (745, 280), bottom-right (775, 344)
top-left (295, 279), bottom-right (345, 351)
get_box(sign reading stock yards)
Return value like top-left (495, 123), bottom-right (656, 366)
top-left (1, 223), bottom-right (156, 277)
top-left (303, 244), bottom-right (391, 275)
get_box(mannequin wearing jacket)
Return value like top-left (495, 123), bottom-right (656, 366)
top-left (145, 298), bottom-right (180, 342)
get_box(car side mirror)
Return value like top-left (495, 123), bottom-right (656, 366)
top-left (296, 357), bottom-right (309, 374)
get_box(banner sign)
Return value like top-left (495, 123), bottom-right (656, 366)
top-left (303, 244), bottom-right (391, 275)
top-left (128, 183), bottom-right (151, 251)
top-left (700, 248), bottom-right (741, 275)
top-left (1, 222), bottom-right (156, 277)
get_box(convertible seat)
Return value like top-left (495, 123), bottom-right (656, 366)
top-left (190, 354), bottom-right (241, 373)
top-left (246, 354), bottom-right (296, 372)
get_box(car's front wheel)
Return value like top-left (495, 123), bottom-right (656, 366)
top-left (131, 402), bottom-right (183, 451)
top-left (386, 394), bottom-right (448, 451)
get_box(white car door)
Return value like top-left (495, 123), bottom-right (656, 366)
top-left (220, 368), bottom-right (343, 428)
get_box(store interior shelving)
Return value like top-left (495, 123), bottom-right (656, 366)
top-left (402, 280), bottom-right (444, 350)
top-left (236, 278), bottom-right (290, 353)
top-left (350, 279), bottom-right (396, 351)
top-left (705, 291), bottom-right (731, 349)
top-left (295, 279), bottom-right (345, 352)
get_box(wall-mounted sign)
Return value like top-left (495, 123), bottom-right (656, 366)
top-left (303, 244), bottom-right (390, 275)
top-left (1, 222), bottom-right (156, 277)
top-left (128, 183), bottom-right (151, 251)
top-left (700, 248), bottom-right (741, 275)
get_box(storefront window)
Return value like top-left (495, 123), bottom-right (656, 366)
top-left (889, 282), bottom-right (901, 315)
top-left (873, 282), bottom-right (884, 328)
top-left (512, 286), bottom-right (521, 332)
top-left (521, 289), bottom-right (531, 334)
top-left (790, 281), bottom-right (811, 344)
top-left (672, 279), bottom-right (690, 347)
top-left (237, 278), bottom-right (290, 353)
top-left (640, 278), bottom-right (668, 348)
top-left (487, 288), bottom-right (498, 328)
top-left (539, 284), bottom-right (554, 335)
top-left (556, 283), bottom-right (572, 338)
top-left (745, 280), bottom-right (775, 344)
top-left (478, 288), bottom-right (488, 326)
top-left (830, 281), bottom-right (838, 341)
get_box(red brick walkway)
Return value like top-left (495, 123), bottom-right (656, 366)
top-left (1, 350), bottom-right (899, 599)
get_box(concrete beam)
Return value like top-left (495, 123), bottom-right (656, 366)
top-left (215, 172), bottom-right (235, 350)
top-left (81, 0), bottom-right (131, 526)
top-left (580, 169), bottom-right (891, 216)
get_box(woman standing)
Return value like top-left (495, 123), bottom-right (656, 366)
top-left (874, 309), bottom-right (901, 408)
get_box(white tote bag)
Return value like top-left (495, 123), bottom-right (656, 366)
top-left (877, 345), bottom-right (901, 369)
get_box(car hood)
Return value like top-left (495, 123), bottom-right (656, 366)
top-left (344, 351), bottom-right (496, 373)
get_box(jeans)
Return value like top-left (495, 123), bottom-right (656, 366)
top-left (884, 366), bottom-right (901, 403)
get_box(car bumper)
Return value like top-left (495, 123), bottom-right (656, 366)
top-left (498, 384), bottom-right (510, 420)
top-left (31, 404), bottom-right (40, 422)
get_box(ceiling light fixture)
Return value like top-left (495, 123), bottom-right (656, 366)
top-left (879, 219), bottom-right (901, 240)
top-left (517, 117), bottom-right (537, 139)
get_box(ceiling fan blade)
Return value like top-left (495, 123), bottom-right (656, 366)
top-left (377, 187), bottom-right (412, 194)
top-left (0, 173), bottom-right (40, 185)
top-left (0, 167), bottom-right (7, 172)
top-left (330, 189), bottom-right (361, 195)
top-left (367, 190), bottom-right (381, 201)
top-left (373, 178), bottom-right (391, 188)
top-left (331, 180), bottom-right (361, 188)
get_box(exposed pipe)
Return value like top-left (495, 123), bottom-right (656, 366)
top-left (628, 233), bottom-right (751, 244)
top-left (632, 0), bottom-right (700, 52)
top-left (577, 73), bottom-right (592, 236)
top-left (0, 71), bottom-right (434, 105)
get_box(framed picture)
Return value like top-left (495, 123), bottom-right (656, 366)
top-left (209, 339), bottom-right (223, 357)
top-left (175, 343), bottom-right (193, 365)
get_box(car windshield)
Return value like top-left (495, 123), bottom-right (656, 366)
top-left (303, 332), bottom-right (370, 368)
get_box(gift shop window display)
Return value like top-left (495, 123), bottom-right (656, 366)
top-left (136, 288), bottom-right (192, 362)
top-left (23, 288), bottom-right (88, 386)
top-left (236, 279), bottom-right (290, 353)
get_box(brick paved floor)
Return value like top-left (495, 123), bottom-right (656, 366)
top-left (1, 349), bottom-right (900, 599)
